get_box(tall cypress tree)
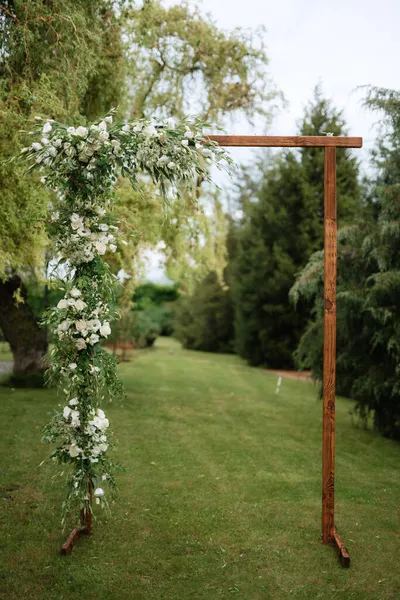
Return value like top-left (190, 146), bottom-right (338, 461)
top-left (232, 88), bottom-right (361, 368)
top-left (292, 87), bottom-right (400, 439)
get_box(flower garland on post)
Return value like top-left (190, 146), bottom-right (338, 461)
top-left (19, 112), bottom-right (232, 540)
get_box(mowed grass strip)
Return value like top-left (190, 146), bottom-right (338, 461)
top-left (0, 337), bottom-right (399, 600)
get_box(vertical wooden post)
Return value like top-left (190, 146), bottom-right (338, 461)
top-left (322, 146), bottom-right (337, 544)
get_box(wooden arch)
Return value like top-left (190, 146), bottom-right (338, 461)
top-left (62, 134), bottom-right (362, 567)
top-left (207, 134), bottom-right (363, 568)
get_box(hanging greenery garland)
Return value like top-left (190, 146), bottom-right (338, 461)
top-left (18, 112), bottom-right (233, 528)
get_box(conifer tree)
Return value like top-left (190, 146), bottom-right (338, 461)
top-left (291, 87), bottom-right (400, 439)
top-left (232, 89), bottom-right (361, 367)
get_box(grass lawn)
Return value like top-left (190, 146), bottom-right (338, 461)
top-left (0, 337), bottom-right (399, 600)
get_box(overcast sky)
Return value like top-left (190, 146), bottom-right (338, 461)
top-left (146, 0), bottom-right (400, 282)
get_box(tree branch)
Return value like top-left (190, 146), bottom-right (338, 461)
top-left (0, 3), bottom-right (21, 24)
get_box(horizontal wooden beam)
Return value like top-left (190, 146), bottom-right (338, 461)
top-left (206, 135), bottom-right (362, 148)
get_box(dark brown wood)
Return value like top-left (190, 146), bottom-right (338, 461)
top-left (206, 135), bottom-right (362, 148)
top-left (333, 527), bottom-right (350, 568)
top-left (80, 476), bottom-right (93, 534)
top-left (60, 527), bottom-right (80, 555)
top-left (61, 477), bottom-right (93, 555)
top-left (322, 146), bottom-right (337, 545)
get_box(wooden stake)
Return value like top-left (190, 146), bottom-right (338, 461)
top-left (322, 146), bottom-right (337, 545)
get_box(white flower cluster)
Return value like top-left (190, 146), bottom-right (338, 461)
top-left (63, 211), bottom-right (119, 264)
top-left (62, 406), bottom-right (109, 463)
top-left (28, 115), bottom-right (119, 172)
top-left (56, 287), bottom-right (111, 351)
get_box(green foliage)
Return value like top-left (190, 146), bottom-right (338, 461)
top-left (292, 87), bottom-right (400, 440)
top-left (0, 0), bottom-right (126, 276)
top-left (133, 282), bottom-right (179, 307)
top-left (299, 85), bottom-right (361, 234)
top-left (174, 271), bottom-right (234, 353)
top-left (124, 0), bottom-right (277, 123)
top-left (232, 89), bottom-right (361, 368)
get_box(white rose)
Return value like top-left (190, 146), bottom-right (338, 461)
top-left (94, 206), bottom-right (106, 216)
top-left (89, 319), bottom-right (101, 331)
top-left (98, 443), bottom-right (108, 453)
top-left (94, 488), bottom-right (104, 497)
top-left (94, 241), bottom-right (107, 255)
top-left (181, 139), bottom-right (189, 147)
top-left (143, 124), bottom-right (158, 137)
top-left (69, 443), bottom-right (82, 458)
top-left (195, 142), bottom-right (202, 150)
top-left (67, 298), bottom-right (77, 307)
top-left (157, 155), bottom-right (169, 166)
top-left (98, 121), bottom-right (107, 131)
top-left (75, 319), bottom-right (89, 335)
top-left (41, 137), bottom-right (49, 145)
top-left (96, 408), bottom-right (105, 419)
top-left (99, 223), bottom-right (109, 232)
top-left (99, 130), bottom-right (109, 142)
top-left (132, 122), bottom-right (143, 132)
top-left (68, 363), bottom-right (77, 370)
top-left (59, 319), bottom-right (71, 332)
top-left (101, 474), bottom-right (108, 481)
top-left (76, 126), bottom-right (88, 137)
top-left (63, 406), bottom-right (71, 419)
top-left (74, 299), bottom-right (87, 311)
top-left (48, 146), bottom-right (57, 157)
top-left (167, 161), bottom-right (176, 169)
top-left (70, 288), bottom-right (81, 298)
top-left (109, 244), bottom-right (117, 253)
top-left (99, 322), bottom-right (111, 337)
top-left (53, 139), bottom-right (62, 148)
top-left (31, 142), bottom-right (42, 151)
top-left (57, 299), bottom-right (68, 309)
top-left (67, 126), bottom-right (76, 136)
top-left (184, 129), bottom-right (194, 139)
top-left (104, 116), bottom-right (113, 123)
top-left (76, 338), bottom-right (87, 351)
top-left (121, 124), bottom-right (130, 133)
top-left (89, 333), bottom-right (100, 345)
top-left (166, 117), bottom-right (176, 129)
top-left (69, 397), bottom-right (79, 405)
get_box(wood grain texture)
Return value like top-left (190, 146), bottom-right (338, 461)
top-left (322, 146), bottom-right (337, 545)
top-left (333, 527), bottom-right (350, 568)
top-left (205, 135), bottom-right (362, 148)
top-left (60, 527), bottom-right (80, 555)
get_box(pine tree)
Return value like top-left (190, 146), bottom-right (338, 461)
top-left (232, 88), bottom-right (361, 368)
top-left (291, 87), bottom-right (400, 439)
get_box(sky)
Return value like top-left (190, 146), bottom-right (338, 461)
top-left (145, 0), bottom-right (400, 282)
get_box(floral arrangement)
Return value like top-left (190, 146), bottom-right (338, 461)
top-left (19, 111), bottom-right (232, 528)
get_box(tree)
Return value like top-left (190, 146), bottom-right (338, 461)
top-left (0, 0), bottom-right (125, 381)
top-left (291, 87), bottom-right (400, 440)
top-left (0, 0), bottom-right (277, 381)
top-left (232, 89), bottom-right (361, 368)
top-left (299, 85), bottom-right (361, 237)
top-left (173, 271), bottom-right (235, 353)
top-left (232, 153), bottom-right (315, 367)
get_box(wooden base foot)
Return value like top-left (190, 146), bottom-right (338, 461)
top-left (332, 527), bottom-right (350, 568)
top-left (60, 527), bottom-right (81, 555)
top-left (60, 505), bottom-right (92, 555)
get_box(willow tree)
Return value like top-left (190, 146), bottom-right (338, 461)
top-left (0, 0), bottom-right (125, 380)
top-left (0, 0), bottom-right (277, 381)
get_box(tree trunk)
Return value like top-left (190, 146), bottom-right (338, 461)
top-left (0, 275), bottom-right (48, 378)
